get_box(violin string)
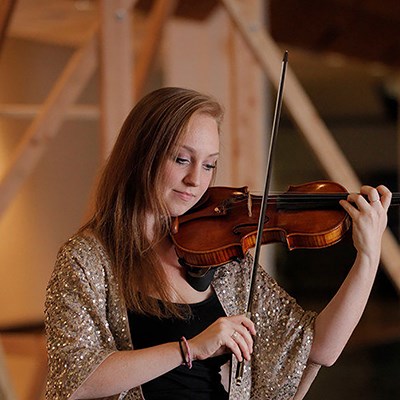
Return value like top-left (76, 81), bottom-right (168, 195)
top-left (218, 196), bottom-right (343, 213)
top-left (250, 191), bottom-right (400, 199)
top-left (215, 192), bottom-right (400, 213)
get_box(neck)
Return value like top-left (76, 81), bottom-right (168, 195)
top-left (156, 236), bottom-right (214, 303)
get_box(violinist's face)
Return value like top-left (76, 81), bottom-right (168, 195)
top-left (163, 112), bottom-right (220, 217)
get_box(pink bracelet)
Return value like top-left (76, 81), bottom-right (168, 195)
top-left (180, 336), bottom-right (193, 369)
top-left (178, 339), bottom-right (187, 366)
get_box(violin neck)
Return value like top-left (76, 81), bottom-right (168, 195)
top-left (389, 193), bottom-right (400, 206)
top-left (276, 192), bottom-right (400, 211)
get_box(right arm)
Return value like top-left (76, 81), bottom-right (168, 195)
top-left (71, 344), bottom-right (182, 398)
top-left (292, 362), bottom-right (321, 400)
top-left (72, 314), bottom-right (255, 398)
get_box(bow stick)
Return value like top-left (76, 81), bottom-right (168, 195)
top-left (235, 50), bottom-right (288, 386)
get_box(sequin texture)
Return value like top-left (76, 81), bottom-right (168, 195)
top-left (45, 234), bottom-right (316, 399)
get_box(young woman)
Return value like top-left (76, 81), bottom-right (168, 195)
top-left (45, 87), bottom-right (391, 400)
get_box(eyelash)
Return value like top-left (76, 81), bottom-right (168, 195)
top-left (175, 157), bottom-right (189, 165)
top-left (204, 164), bottom-right (216, 171)
top-left (175, 157), bottom-right (216, 171)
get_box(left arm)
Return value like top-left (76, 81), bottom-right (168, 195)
top-left (309, 184), bottom-right (391, 367)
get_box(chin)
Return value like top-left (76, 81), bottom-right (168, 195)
top-left (168, 204), bottom-right (194, 217)
top-left (170, 208), bottom-right (189, 218)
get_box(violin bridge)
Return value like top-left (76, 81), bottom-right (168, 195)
top-left (247, 194), bottom-right (253, 217)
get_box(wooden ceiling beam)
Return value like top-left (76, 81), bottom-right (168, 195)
top-left (269, 0), bottom-right (400, 67)
top-left (135, 0), bottom-right (218, 21)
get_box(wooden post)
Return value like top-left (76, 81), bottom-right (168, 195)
top-left (164, 2), bottom-right (266, 190)
top-left (98, 0), bottom-right (135, 159)
top-left (0, 340), bottom-right (16, 400)
top-left (225, 0), bottom-right (267, 191)
top-left (134, 0), bottom-right (178, 98)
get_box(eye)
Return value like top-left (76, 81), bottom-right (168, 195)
top-left (203, 163), bottom-right (216, 171)
top-left (175, 157), bottom-right (190, 165)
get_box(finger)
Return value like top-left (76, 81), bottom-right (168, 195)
top-left (236, 327), bottom-right (254, 356)
top-left (360, 185), bottom-right (380, 205)
top-left (339, 193), bottom-right (361, 218)
top-left (228, 332), bottom-right (245, 362)
top-left (376, 185), bottom-right (392, 211)
top-left (342, 188), bottom-right (376, 215)
top-left (230, 330), bottom-right (252, 361)
top-left (236, 314), bottom-right (256, 336)
top-left (236, 324), bottom-right (254, 351)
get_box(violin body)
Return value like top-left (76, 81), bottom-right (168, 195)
top-left (171, 181), bottom-right (351, 268)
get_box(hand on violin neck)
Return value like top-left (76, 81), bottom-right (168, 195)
top-left (339, 185), bottom-right (391, 260)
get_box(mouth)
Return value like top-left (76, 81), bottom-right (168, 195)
top-left (173, 190), bottom-right (196, 202)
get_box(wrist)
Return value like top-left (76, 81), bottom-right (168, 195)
top-left (179, 337), bottom-right (193, 369)
top-left (356, 250), bottom-right (380, 270)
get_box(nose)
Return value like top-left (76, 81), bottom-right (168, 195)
top-left (184, 164), bottom-right (201, 187)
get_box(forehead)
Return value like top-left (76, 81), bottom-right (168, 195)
top-left (179, 112), bottom-right (220, 153)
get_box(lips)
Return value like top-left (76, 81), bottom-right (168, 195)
top-left (173, 190), bottom-right (196, 202)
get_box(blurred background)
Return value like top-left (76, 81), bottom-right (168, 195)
top-left (0, 1), bottom-right (399, 399)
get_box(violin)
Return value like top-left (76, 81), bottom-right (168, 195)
top-left (171, 180), bottom-right (398, 269)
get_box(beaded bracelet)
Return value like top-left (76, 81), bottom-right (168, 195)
top-left (178, 339), bottom-right (187, 366)
top-left (179, 336), bottom-right (193, 369)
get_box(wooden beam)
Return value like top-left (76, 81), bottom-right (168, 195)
top-left (224, 0), bottom-right (267, 190)
top-left (134, 0), bottom-right (178, 98)
top-left (135, 0), bottom-right (218, 21)
top-left (1, 332), bottom-right (46, 400)
top-left (270, 0), bottom-right (400, 68)
top-left (0, 0), bottom-right (17, 56)
top-left (0, 26), bottom-right (98, 219)
top-left (163, 3), bottom-right (266, 189)
top-left (99, 0), bottom-right (136, 159)
top-left (26, 333), bottom-right (46, 400)
top-left (0, 339), bottom-right (16, 400)
top-left (6, 0), bottom-right (98, 48)
top-left (220, 0), bottom-right (400, 292)
top-left (0, 104), bottom-right (99, 120)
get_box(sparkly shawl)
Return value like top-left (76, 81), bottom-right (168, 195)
top-left (45, 234), bottom-right (316, 400)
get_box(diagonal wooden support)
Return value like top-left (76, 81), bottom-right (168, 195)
top-left (0, 0), bottom-right (17, 56)
top-left (134, 0), bottom-right (178, 98)
top-left (0, 25), bottom-right (98, 219)
top-left (220, 0), bottom-right (400, 292)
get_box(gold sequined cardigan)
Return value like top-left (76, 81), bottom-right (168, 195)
top-left (45, 234), bottom-right (316, 400)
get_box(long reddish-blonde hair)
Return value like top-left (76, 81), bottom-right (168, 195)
top-left (83, 87), bottom-right (224, 317)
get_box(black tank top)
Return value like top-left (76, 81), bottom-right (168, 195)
top-left (128, 292), bottom-right (230, 399)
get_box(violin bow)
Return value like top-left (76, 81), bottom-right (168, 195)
top-left (235, 50), bottom-right (288, 386)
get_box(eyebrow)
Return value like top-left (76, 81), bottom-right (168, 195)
top-left (181, 145), bottom-right (219, 157)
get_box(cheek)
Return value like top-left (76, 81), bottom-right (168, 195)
top-left (162, 162), bottom-right (178, 185)
top-left (202, 171), bottom-right (214, 188)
